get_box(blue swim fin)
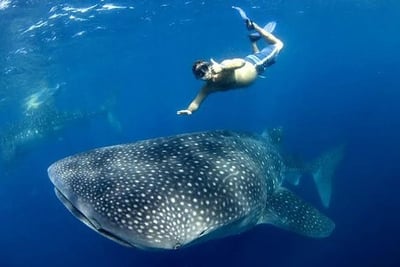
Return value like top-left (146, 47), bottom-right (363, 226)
top-left (264, 21), bottom-right (276, 33)
top-left (232, 6), bottom-right (254, 30)
top-left (232, 6), bottom-right (276, 33)
top-left (249, 32), bottom-right (261, 42)
top-left (232, 6), bottom-right (249, 21)
top-left (248, 22), bottom-right (276, 42)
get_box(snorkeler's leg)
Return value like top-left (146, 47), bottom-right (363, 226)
top-left (177, 85), bottom-right (211, 115)
top-left (248, 31), bottom-right (260, 53)
top-left (250, 42), bottom-right (260, 53)
top-left (253, 22), bottom-right (283, 50)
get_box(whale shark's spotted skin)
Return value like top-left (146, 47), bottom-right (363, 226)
top-left (0, 105), bottom-right (106, 163)
top-left (48, 130), bottom-right (336, 250)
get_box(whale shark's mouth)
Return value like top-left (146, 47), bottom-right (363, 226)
top-left (48, 160), bottom-right (188, 250)
top-left (54, 187), bottom-right (133, 247)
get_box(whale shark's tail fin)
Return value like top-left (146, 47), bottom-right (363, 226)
top-left (282, 145), bottom-right (344, 208)
top-left (263, 187), bottom-right (335, 238)
top-left (309, 145), bottom-right (344, 208)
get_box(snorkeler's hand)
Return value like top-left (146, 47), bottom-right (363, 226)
top-left (210, 64), bottom-right (223, 74)
top-left (210, 58), bottom-right (223, 74)
top-left (177, 109), bottom-right (192, 115)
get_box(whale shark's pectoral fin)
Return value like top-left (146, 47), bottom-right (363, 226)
top-left (263, 187), bottom-right (335, 238)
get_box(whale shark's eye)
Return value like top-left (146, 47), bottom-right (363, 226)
top-left (173, 242), bottom-right (182, 249)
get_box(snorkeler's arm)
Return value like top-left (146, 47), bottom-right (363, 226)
top-left (210, 58), bottom-right (246, 74)
top-left (177, 85), bottom-right (212, 115)
top-left (253, 22), bottom-right (284, 51)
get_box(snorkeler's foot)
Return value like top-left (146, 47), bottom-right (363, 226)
top-left (248, 32), bottom-right (261, 42)
top-left (245, 19), bottom-right (255, 30)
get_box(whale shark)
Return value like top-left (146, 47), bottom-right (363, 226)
top-left (48, 130), bottom-right (342, 250)
top-left (0, 104), bottom-right (117, 164)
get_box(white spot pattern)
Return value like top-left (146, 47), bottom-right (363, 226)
top-left (48, 131), bottom-right (289, 249)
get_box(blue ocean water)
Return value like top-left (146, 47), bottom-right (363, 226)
top-left (1, 0), bottom-right (399, 266)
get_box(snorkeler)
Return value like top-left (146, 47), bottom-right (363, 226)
top-left (177, 6), bottom-right (284, 115)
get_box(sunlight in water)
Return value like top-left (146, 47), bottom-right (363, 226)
top-left (23, 83), bottom-right (61, 113)
top-left (0, 0), bottom-right (11, 10)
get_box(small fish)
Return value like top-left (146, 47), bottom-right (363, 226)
top-left (48, 130), bottom-right (342, 250)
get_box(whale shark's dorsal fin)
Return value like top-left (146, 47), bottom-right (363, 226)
top-left (262, 187), bottom-right (335, 238)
